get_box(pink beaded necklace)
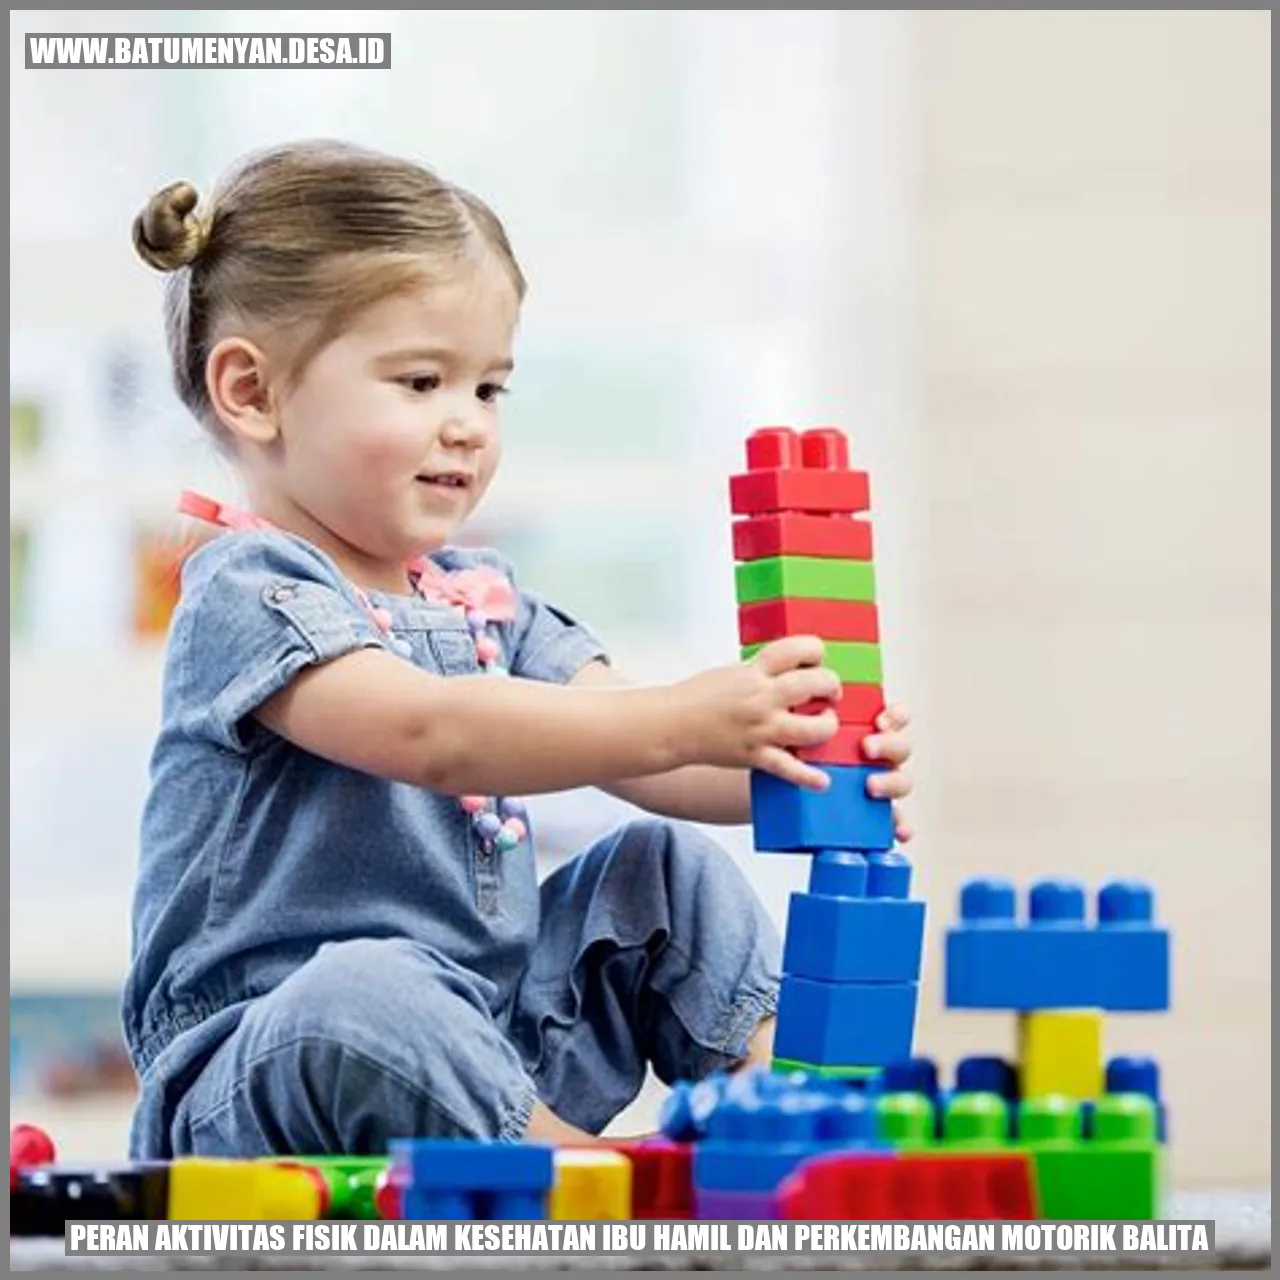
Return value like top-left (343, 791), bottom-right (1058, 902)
top-left (178, 491), bottom-right (529, 853)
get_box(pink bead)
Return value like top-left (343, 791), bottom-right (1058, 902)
top-left (459, 795), bottom-right (488, 814)
top-left (475, 636), bottom-right (500, 665)
top-left (502, 818), bottom-right (527, 842)
top-left (372, 607), bottom-right (394, 632)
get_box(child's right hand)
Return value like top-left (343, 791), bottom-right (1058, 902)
top-left (676, 635), bottom-right (841, 790)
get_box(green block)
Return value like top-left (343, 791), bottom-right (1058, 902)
top-left (772, 1056), bottom-right (880, 1080)
top-left (261, 1156), bottom-right (387, 1219)
top-left (743, 639), bottom-right (881, 684)
top-left (735, 555), bottom-right (877, 605)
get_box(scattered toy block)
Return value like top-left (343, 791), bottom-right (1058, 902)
top-left (733, 512), bottom-right (873, 563)
top-left (694, 1186), bottom-right (781, 1220)
top-left (605, 1140), bottom-right (692, 1219)
top-left (742, 639), bottom-right (882, 685)
top-left (168, 1158), bottom-right (324, 1220)
top-left (774, 976), bottom-right (919, 1067)
top-left (945, 877), bottom-right (1170, 1011)
top-left (735, 555), bottom-right (876, 605)
top-left (389, 1139), bottom-right (553, 1221)
top-left (783, 894), bottom-right (926, 984)
top-left (1017, 1011), bottom-right (1103, 1101)
top-left (751, 765), bottom-right (895, 852)
top-left (738, 598), bottom-right (879, 646)
top-left (549, 1150), bottom-right (631, 1220)
top-left (10, 1124), bottom-right (56, 1191)
top-left (270, 1156), bottom-right (387, 1220)
top-left (11, 1166), bottom-right (169, 1236)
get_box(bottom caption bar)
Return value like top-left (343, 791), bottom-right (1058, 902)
top-left (65, 1220), bottom-right (1214, 1258)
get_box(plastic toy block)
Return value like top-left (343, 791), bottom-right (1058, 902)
top-left (743, 638), bottom-right (882, 685)
top-left (10, 1123), bottom-right (55, 1190)
top-left (11, 1165), bottom-right (170, 1236)
top-left (735, 555), bottom-right (876, 605)
top-left (1017, 1010), bottom-right (1103, 1101)
top-left (167, 1158), bottom-right (324, 1220)
top-left (797, 722), bottom-right (878, 766)
top-left (782, 894), bottom-right (926, 983)
top-left (955, 1056), bottom-right (1020, 1105)
top-left (771, 1057), bottom-right (880, 1080)
top-left (389, 1139), bottom-right (553, 1222)
top-left (694, 1187), bottom-right (780, 1220)
top-left (271, 1156), bottom-right (387, 1219)
top-left (1021, 1094), bottom-right (1163, 1220)
top-left (549, 1150), bottom-right (631, 1220)
top-left (778, 1150), bottom-right (1037, 1221)
top-left (605, 1141), bottom-right (692, 1219)
top-left (945, 878), bottom-right (1170, 1011)
top-left (693, 1089), bottom-right (883, 1192)
top-left (751, 765), bottom-right (895, 852)
top-left (796, 682), bottom-right (884, 725)
top-left (733, 512), bottom-right (873, 563)
top-left (1107, 1056), bottom-right (1167, 1142)
top-left (774, 976), bottom-right (918, 1066)
top-left (738, 598), bottom-right (879, 646)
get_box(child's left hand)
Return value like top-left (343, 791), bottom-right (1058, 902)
top-left (861, 705), bottom-right (915, 844)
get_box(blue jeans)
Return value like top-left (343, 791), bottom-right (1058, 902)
top-left (158, 819), bottom-right (781, 1156)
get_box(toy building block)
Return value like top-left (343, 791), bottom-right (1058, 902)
top-left (751, 765), bottom-right (895, 852)
top-left (733, 512), bottom-right (873, 563)
top-left (1107, 1056), bottom-right (1167, 1142)
top-left (742, 638), bottom-right (882, 685)
top-left (11, 1166), bottom-right (170, 1236)
top-left (694, 1186), bottom-right (781, 1220)
top-left (770, 1058), bottom-right (881, 1080)
top-left (945, 878), bottom-right (1170, 1011)
top-left (549, 1150), bottom-right (631, 1221)
top-left (738, 598), bottom-right (879, 647)
top-left (773, 976), bottom-right (918, 1067)
top-left (782, 851), bottom-right (926, 984)
top-left (729, 426), bottom-right (871, 517)
top-left (795, 682), bottom-right (885, 725)
top-left (693, 1087), bottom-right (884, 1196)
top-left (10, 1123), bottom-right (55, 1190)
top-left (605, 1141), bottom-right (692, 1219)
top-left (796, 723), bottom-right (879, 767)
top-left (389, 1139), bottom-right (553, 1221)
top-left (1017, 1010), bottom-right (1103, 1101)
top-left (735, 555), bottom-right (876, 605)
top-left (777, 1149), bottom-right (1037, 1222)
top-left (167, 1158), bottom-right (325, 1220)
top-left (270, 1156), bottom-right (388, 1220)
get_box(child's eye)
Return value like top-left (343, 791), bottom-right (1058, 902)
top-left (477, 383), bottom-right (510, 404)
top-left (400, 374), bottom-right (440, 394)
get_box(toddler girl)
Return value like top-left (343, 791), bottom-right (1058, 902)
top-left (122, 139), bottom-right (913, 1158)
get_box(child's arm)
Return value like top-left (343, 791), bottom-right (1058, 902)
top-left (570, 660), bottom-right (915, 827)
top-left (255, 638), bottom-right (842, 799)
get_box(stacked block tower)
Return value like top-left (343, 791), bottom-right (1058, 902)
top-left (729, 425), bottom-right (926, 1079)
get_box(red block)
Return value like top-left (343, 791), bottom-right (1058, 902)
top-left (739, 599), bottom-right (879, 646)
top-left (779, 1151), bottom-right (1038, 1221)
top-left (797, 722), bottom-right (878, 766)
top-left (603, 1140), bottom-right (692, 1220)
top-left (795, 683), bottom-right (885, 726)
top-left (10, 1125), bottom-right (55, 1191)
top-left (730, 468), bottom-right (871, 517)
top-left (733, 513), bottom-right (874, 563)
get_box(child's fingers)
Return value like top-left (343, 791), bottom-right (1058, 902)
top-left (776, 708), bottom-right (839, 749)
top-left (776, 665), bottom-right (841, 707)
top-left (866, 768), bottom-right (913, 800)
top-left (862, 729), bottom-right (911, 765)
top-left (754, 746), bottom-right (831, 793)
top-left (753, 634), bottom-right (825, 675)
top-left (893, 803), bottom-right (914, 844)
top-left (875, 704), bottom-right (911, 733)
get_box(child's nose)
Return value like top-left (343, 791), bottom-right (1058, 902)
top-left (438, 408), bottom-right (490, 449)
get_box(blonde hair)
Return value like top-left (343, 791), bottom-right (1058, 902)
top-left (132, 139), bottom-right (526, 440)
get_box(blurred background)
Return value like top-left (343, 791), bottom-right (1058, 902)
top-left (9, 10), bottom-right (1270, 1190)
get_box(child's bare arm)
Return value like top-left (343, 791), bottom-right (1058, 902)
top-left (255, 638), bottom-right (841, 799)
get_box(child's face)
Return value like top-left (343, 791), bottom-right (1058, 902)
top-left (267, 253), bottom-right (518, 578)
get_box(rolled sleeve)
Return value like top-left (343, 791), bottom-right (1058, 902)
top-left (173, 530), bottom-right (389, 753)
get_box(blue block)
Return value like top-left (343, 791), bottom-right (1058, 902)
top-left (750, 766), bottom-right (895, 852)
top-left (782, 893), bottom-right (925, 982)
top-left (945, 878), bottom-right (1170, 1012)
top-left (389, 1139), bottom-right (554, 1191)
top-left (774, 976), bottom-right (918, 1066)
top-left (401, 1188), bottom-right (547, 1221)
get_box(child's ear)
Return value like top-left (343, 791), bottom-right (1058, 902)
top-left (206, 337), bottom-right (279, 445)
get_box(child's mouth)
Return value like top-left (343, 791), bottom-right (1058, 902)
top-left (416, 472), bottom-right (472, 490)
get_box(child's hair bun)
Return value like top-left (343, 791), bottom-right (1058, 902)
top-left (133, 180), bottom-right (209, 272)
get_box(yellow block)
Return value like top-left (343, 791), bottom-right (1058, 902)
top-left (549, 1150), bottom-right (632, 1221)
top-left (167, 1158), bottom-right (323, 1220)
top-left (1017, 1010), bottom-right (1103, 1101)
